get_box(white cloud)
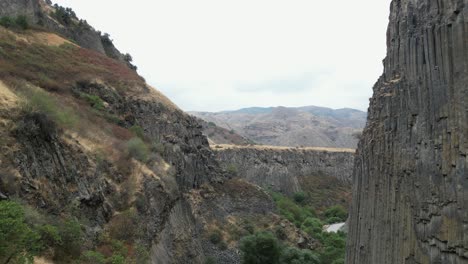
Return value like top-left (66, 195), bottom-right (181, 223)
top-left (54, 0), bottom-right (391, 112)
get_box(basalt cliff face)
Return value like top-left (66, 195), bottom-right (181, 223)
top-left (213, 145), bottom-right (354, 210)
top-left (347, 0), bottom-right (468, 263)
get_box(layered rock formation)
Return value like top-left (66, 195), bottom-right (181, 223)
top-left (213, 144), bottom-right (354, 209)
top-left (347, 0), bottom-right (468, 263)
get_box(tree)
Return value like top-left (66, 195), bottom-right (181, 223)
top-left (0, 201), bottom-right (42, 263)
top-left (240, 232), bottom-right (281, 264)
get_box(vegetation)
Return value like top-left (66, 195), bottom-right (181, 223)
top-left (0, 201), bottom-right (41, 263)
top-left (260, 192), bottom-right (347, 264)
top-left (240, 232), bottom-right (281, 264)
top-left (0, 15), bottom-right (29, 30)
top-left (226, 164), bottom-right (238, 175)
top-left (0, 200), bottom-right (150, 263)
top-left (129, 125), bottom-right (145, 140)
top-left (21, 86), bottom-right (78, 128)
top-left (0, 29), bottom-right (143, 93)
top-left (80, 92), bottom-right (105, 111)
top-left (323, 206), bottom-right (347, 224)
top-left (293, 191), bottom-right (307, 205)
top-left (126, 137), bottom-right (149, 162)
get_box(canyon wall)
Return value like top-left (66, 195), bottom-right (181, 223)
top-left (213, 145), bottom-right (354, 209)
top-left (346, 0), bottom-right (468, 263)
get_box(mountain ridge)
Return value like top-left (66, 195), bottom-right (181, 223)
top-left (191, 105), bottom-right (366, 148)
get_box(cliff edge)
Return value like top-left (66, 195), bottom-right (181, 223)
top-left (346, 0), bottom-right (468, 263)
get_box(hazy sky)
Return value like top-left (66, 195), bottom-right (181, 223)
top-left (54, 0), bottom-right (392, 112)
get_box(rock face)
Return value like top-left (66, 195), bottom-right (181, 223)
top-left (346, 0), bottom-right (468, 263)
top-left (213, 145), bottom-right (354, 209)
top-left (0, 0), bottom-right (130, 66)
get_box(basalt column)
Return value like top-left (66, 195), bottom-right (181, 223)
top-left (346, 0), bottom-right (468, 263)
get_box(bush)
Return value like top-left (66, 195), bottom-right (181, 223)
top-left (0, 201), bottom-right (42, 263)
top-left (126, 137), bottom-right (149, 162)
top-left (323, 206), bottom-right (347, 222)
top-left (134, 243), bottom-right (150, 264)
top-left (271, 192), bottom-right (314, 226)
top-left (0, 16), bottom-right (28, 29)
top-left (240, 232), bottom-right (281, 264)
top-left (80, 251), bottom-right (106, 264)
top-left (280, 247), bottom-right (320, 264)
top-left (80, 92), bottom-right (105, 111)
top-left (326, 217), bottom-right (343, 224)
top-left (15, 15), bottom-right (29, 30)
top-left (37, 224), bottom-right (62, 248)
top-left (301, 217), bottom-right (324, 237)
top-left (55, 218), bottom-right (83, 259)
top-left (293, 192), bottom-right (307, 204)
top-left (0, 16), bottom-right (13, 28)
top-left (22, 87), bottom-right (78, 128)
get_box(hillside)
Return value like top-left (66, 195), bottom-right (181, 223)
top-left (191, 106), bottom-right (366, 149)
top-left (195, 117), bottom-right (253, 146)
top-left (0, 1), bottom-right (351, 264)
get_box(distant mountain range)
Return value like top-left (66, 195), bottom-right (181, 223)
top-left (190, 106), bottom-right (367, 148)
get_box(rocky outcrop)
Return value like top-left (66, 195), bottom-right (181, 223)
top-left (0, 0), bottom-right (130, 66)
top-left (214, 145), bottom-right (354, 194)
top-left (346, 0), bottom-right (468, 263)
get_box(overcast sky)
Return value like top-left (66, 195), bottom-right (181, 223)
top-left (54, 0), bottom-right (392, 112)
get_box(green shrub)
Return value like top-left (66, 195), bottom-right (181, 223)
top-left (37, 224), bottom-right (62, 248)
top-left (0, 201), bottom-right (42, 263)
top-left (15, 15), bottom-right (29, 30)
top-left (23, 87), bottom-right (78, 128)
top-left (323, 206), bottom-right (347, 222)
top-left (80, 92), bottom-right (105, 111)
top-left (239, 232), bottom-right (281, 264)
top-left (108, 254), bottom-right (125, 264)
top-left (272, 192), bottom-right (314, 226)
top-left (134, 243), bottom-right (150, 264)
top-left (301, 217), bottom-right (324, 237)
top-left (293, 192), bottom-right (307, 205)
top-left (0, 16), bottom-right (13, 28)
top-left (280, 247), bottom-right (320, 264)
top-left (56, 218), bottom-right (83, 259)
top-left (0, 16), bottom-right (28, 29)
top-left (80, 251), bottom-right (106, 264)
top-left (326, 216), bottom-right (343, 224)
top-left (126, 137), bottom-right (149, 162)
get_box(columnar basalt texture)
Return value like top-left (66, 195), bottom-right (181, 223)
top-left (213, 145), bottom-right (354, 195)
top-left (346, 0), bottom-right (468, 263)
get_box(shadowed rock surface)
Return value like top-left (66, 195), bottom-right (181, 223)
top-left (346, 0), bottom-right (468, 263)
top-left (213, 144), bottom-right (354, 210)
